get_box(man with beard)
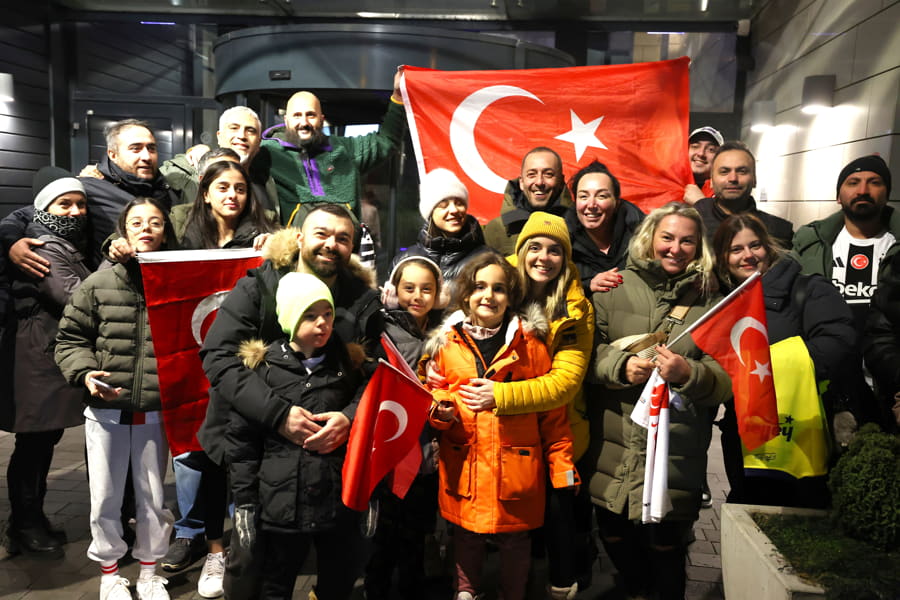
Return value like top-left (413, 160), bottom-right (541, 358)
top-left (794, 154), bottom-right (897, 328)
top-left (197, 202), bottom-right (382, 598)
top-left (160, 106), bottom-right (278, 215)
top-left (483, 147), bottom-right (573, 256)
top-left (693, 140), bottom-right (794, 248)
top-left (682, 126), bottom-right (723, 205)
top-left (1, 119), bottom-right (178, 273)
top-left (792, 155), bottom-right (897, 435)
top-left (256, 70), bottom-right (406, 226)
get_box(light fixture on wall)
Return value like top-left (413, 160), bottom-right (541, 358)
top-left (0, 73), bottom-right (13, 102)
top-left (801, 75), bottom-right (835, 114)
top-left (750, 100), bottom-right (776, 132)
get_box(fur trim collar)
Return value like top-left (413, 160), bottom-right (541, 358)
top-left (262, 227), bottom-right (377, 289)
top-left (422, 302), bottom-right (549, 360)
top-left (238, 338), bottom-right (368, 371)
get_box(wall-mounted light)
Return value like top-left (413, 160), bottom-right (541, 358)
top-left (0, 73), bottom-right (14, 102)
top-left (750, 100), bottom-right (776, 132)
top-left (801, 74), bottom-right (835, 114)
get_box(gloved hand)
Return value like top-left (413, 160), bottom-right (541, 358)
top-left (233, 504), bottom-right (258, 550)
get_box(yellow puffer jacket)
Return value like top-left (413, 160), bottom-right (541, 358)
top-left (493, 258), bottom-right (594, 460)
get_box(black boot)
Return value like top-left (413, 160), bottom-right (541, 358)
top-left (7, 524), bottom-right (64, 559)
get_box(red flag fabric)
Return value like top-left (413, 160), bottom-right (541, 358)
top-left (342, 360), bottom-right (433, 511)
top-left (690, 276), bottom-right (780, 450)
top-left (139, 249), bottom-right (263, 456)
top-left (400, 58), bottom-right (692, 222)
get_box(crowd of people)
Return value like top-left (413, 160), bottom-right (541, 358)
top-left (0, 68), bottom-right (897, 600)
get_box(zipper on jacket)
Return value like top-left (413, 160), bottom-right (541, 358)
top-left (133, 295), bottom-right (146, 408)
top-left (301, 149), bottom-right (325, 197)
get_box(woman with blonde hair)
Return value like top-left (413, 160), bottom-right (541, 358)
top-left (589, 202), bottom-right (730, 600)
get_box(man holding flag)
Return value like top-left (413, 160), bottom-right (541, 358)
top-left (198, 203), bottom-right (384, 598)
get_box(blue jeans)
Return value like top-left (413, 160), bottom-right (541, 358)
top-left (172, 452), bottom-right (205, 540)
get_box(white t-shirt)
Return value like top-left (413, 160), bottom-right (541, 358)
top-left (830, 226), bottom-right (895, 308)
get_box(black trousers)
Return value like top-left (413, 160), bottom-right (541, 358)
top-left (259, 512), bottom-right (367, 600)
top-left (595, 506), bottom-right (693, 600)
top-left (7, 429), bottom-right (64, 529)
top-left (364, 472), bottom-right (439, 600)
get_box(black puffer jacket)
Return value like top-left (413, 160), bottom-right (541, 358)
top-left (864, 247), bottom-right (900, 410)
top-left (199, 229), bottom-right (383, 465)
top-left (226, 337), bottom-right (362, 531)
top-left (394, 215), bottom-right (492, 306)
top-left (756, 256), bottom-right (855, 380)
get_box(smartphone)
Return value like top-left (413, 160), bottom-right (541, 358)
top-left (87, 376), bottom-right (115, 392)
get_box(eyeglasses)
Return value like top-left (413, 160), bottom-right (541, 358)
top-left (126, 218), bottom-right (164, 231)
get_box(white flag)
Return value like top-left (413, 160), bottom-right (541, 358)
top-left (631, 369), bottom-right (674, 523)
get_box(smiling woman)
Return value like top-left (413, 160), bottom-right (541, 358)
top-left (390, 168), bottom-right (492, 306)
top-left (177, 159), bottom-right (276, 250)
top-left (588, 202), bottom-right (730, 600)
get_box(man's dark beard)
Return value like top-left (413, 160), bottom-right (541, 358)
top-left (285, 126), bottom-right (325, 149)
top-left (302, 247), bottom-right (340, 278)
top-left (841, 194), bottom-right (881, 223)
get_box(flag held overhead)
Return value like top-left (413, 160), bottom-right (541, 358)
top-left (400, 58), bottom-right (692, 222)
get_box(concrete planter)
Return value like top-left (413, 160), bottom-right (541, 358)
top-left (721, 503), bottom-right (827, 600)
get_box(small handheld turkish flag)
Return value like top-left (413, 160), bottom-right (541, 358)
top-left (342, 358), bottom-right (433, 511)
top-left (400, 58), bottom-right (691, 222)
top-left (690, 274), bottom-right (780, 451)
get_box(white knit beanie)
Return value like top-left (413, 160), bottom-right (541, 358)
top-left (32, 166), bottom-right (85, 211)
top-left (418, 168), bottom-right (468, 222)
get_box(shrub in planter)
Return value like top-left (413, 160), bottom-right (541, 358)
top-left (828, 423), bottom-right (900, 551)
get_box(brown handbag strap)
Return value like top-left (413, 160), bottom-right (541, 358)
top-left (659, 287), bottom-right (699, 335)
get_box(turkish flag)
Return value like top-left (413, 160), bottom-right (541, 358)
top-left (690, 275), bottom-right (780, 451)
top-left (342, 358), bottom-right (433, 511)
top-left (139, 249), bottom-right (263, 456)
top-left (400, 58), bottom-right (692, 222)
top-left (632, 369), bottom-right (674, 523)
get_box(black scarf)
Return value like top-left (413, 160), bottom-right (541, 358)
top-left (33, 209), bottom-right (88, 250)
top-left (101, 155), bottom-right (173, 207)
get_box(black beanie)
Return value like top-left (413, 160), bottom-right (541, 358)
top-left (836, 155), bottom-right (892, 197)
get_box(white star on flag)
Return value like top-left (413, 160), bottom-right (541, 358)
top-left (554, 109), bottom-right (607, 161)
top-left (750, 360), bottom-right (772, 383)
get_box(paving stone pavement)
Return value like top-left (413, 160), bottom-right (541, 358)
top-left (0, 426), bottom-right (728, 599)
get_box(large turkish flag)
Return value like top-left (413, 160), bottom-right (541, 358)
top-left (139, 249), bottom-right (263, 456)
top-left (690, 274), bottom-right (780, 451)
top-left (400, 58), bottom-right (692, 222)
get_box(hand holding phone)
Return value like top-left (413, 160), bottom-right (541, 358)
top-left (86, 371), bottom-right (120, 399)
top-left (88, 376), bottom-right (114, 392)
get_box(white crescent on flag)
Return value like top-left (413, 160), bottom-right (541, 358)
top-left (377, 400), bottom-right (409, 443)
top-left (449, 85), bottom-right (542, 194)
top-left (190, 290), bottom-right (231, 346)
top-left (729, 317), bottom-right (768, 366)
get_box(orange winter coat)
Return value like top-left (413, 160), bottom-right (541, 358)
top-left (425, 308), bottom-right (579, 534)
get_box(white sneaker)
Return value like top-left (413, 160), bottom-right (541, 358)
top-left (99, 576), bottom-right (131, 600)
top-left (135, 575), bottom-right (169, 600)
top-left (197, 552), bottom-right (226, 598)
top-left (456, 593), bottom-right (476, 600)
